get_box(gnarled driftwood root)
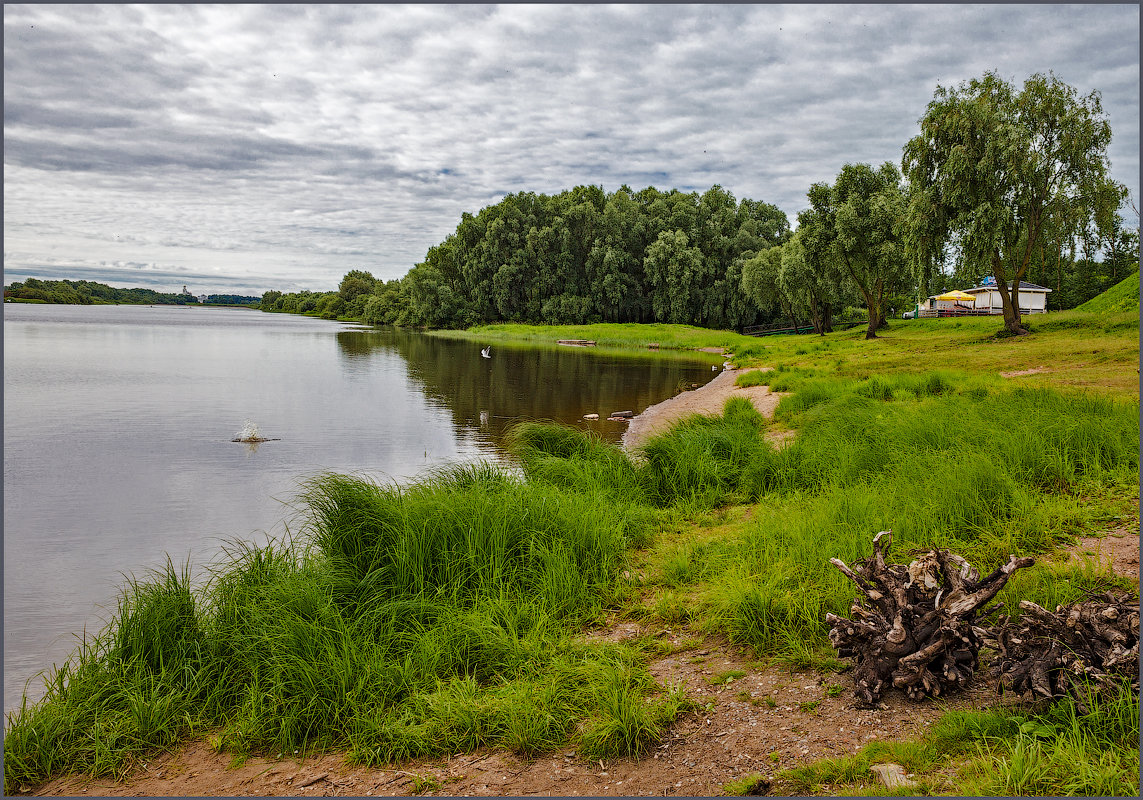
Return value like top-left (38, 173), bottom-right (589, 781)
top-left (984, 591), bottom-right (1139, 709)
top-left (826, 531), bottom-right (1034, 706)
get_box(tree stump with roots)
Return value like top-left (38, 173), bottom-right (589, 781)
top-left (826, 531), bottom-right (1035, 706)
top-left (984, 591), bottom-right (1139, 709)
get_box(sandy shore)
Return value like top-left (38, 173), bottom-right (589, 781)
top-left (622, 367), bottom-right (787, 451)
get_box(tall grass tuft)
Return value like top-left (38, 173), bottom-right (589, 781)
top-left (300, 467), bottom-right (637, 620)
top-left (638, 397), bottom-right (778, 508)
top-left (506, 422), bottom-right (644, 504)
top-left (109, 558), bottom-right (205, 681)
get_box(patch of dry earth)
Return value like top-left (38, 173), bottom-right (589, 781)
top-left (623, 367), bottom-right (788, 452)
top-left (1059, 525), bottom-right (1140, 586)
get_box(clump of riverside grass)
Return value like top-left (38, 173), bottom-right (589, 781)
top-left (3, 464), bottom-right (684, 793)
top-left (638, 396), bottom-right (779, 509)
top-left (5, 359), bottom-right (1138, 794)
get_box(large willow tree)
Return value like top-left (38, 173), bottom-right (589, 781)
top-left (800, 163), bottom-right (908, 339)
top-left (902, 71), bottom-right (1126, 335)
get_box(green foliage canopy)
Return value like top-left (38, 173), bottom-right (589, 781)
top-left (799, 163), bottom-right (909, 338)
top-left (902, 70), bottom-right (1127, 334)
top-left (318, 184), bottom-right (793, 330)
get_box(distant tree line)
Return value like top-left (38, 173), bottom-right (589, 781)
top-left (203, 294), bottom-right (261, 306)
top-left (2, 278), bottom-right (259, 306)
top-left (262, 184), bottom-right (793, 328)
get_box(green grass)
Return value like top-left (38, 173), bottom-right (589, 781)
top-left (1075, 270), bottom-right (1139, 313)
top-left (452, 321), bottom-right (760, 354)
top-left (778, 680), bottom-right (1138, 796)
top-left (733, 368), bottom-right (771, 388)
top-left (736, 309), bottom-right (1139, 398)
top-left (722, 772), bottom-right (770, 795)
top-left (707, 669), bottom-right (748, 685)
top-left (638, 396), bottom-right (779, 509)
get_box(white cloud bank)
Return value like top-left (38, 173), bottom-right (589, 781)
top-left (4, 4), bottom-right (1138, 295)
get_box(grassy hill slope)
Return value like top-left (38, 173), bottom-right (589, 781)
top-left (1075, 270), bottom-right (1139, 313)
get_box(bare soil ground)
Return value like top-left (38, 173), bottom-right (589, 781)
top-left (1057, 520), bottom-right (1140, 582)
top-left (25, 372), bottom-right (1138, 798)
top-left (623, 367), bottom-right (790, 452)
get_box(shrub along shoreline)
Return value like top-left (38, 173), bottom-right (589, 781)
top-left (5, 313), bottom-right (1138, 796)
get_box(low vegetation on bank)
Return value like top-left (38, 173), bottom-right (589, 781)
top-left (447, 321), bottom-right (761, 355)
top-left (5, 305), bottom-right (1138, 796)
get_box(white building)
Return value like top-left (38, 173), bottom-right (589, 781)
top-left (920, 279), bottom-right (1052, 316)
top-left (962, 279), bottom-right (1052, 314)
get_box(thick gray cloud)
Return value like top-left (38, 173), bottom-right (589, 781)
top-left (4, 4), bottom-right (1139, 295)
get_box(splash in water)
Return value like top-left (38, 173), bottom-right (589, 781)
top-left (232, 420), bottom-right (278, 443)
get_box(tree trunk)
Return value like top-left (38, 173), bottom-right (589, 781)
top-left (822, 302), bottom-right (834, 334)
top-left (810, 297), bottom-right (824, 335)
top-left (864, 302), bottom-right (880, 339)
top-left (861, 279), bottom-right (886, 338)
top-left (992, 254), bottom-right (1027, 335)
top-left (1055, 238), bottom-right (1063, 294)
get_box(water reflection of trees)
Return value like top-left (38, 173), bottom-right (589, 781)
top-left (334, 328), bottom-right (718, 446)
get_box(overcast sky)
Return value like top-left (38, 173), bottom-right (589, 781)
top-left (4, 4), bottom-right (1139, 296)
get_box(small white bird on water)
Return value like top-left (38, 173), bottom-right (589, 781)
top-left (481, 346), bottom-right (491, 358)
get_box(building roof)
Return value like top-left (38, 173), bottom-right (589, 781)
top-left (928, 281), bottom-right (1053, 301)
top-left (963, 281), bottom-right (1052, 294)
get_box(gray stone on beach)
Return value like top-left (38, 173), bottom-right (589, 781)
top-left (870, 763), bottom-right (916, 790)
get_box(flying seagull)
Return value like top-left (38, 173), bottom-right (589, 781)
top-left (481, 346), bottom-right (491, 358)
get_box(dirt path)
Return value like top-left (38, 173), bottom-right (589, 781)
top-left (1059, 518), bottom-right (1140, 583)
top-left (624, 367), bottom-right (788, 452)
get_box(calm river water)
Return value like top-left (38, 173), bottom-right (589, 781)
top-left (3, 303), bottom-right (720, 714)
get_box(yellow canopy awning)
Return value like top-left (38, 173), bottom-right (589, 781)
top-left (935, 290), bottom-right (975, 302)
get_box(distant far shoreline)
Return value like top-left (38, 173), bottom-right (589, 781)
top-left (3, 277), bottom-right (260, 307)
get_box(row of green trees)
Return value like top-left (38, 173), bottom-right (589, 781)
top-left (263, 184), bottom-right (792, 329)
top-left (3, 278), bottom-right (194, 305)
top-left (265, 70), bottom-right (1135, 337)
top-left (2, 278), bottom-right (261, 306)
